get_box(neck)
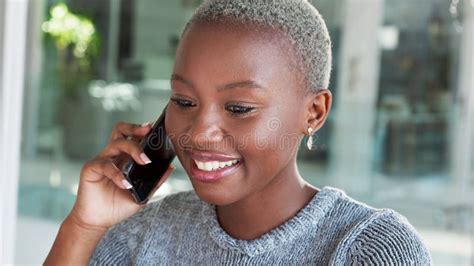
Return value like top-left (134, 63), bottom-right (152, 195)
top-left (215, 159), bottom-right (319, 240)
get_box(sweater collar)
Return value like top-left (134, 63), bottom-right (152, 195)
top-left (200, 186), bottom-right (342, 257)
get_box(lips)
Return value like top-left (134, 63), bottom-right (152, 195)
top-left (194, 159), bottom-right (239, 171)
top-left (187, 149), bottom-right (241, 162)
top-left (187, 149), bottom-right (242, 182)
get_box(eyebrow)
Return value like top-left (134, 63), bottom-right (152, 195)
top-left (171, 74), bottom-right (265, 91)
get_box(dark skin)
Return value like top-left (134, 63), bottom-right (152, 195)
top-left (44, 21), bottom-right (332, 265)
top-left (166, 22), bottom-right (332, 240)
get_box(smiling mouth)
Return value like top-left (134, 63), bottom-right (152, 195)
top-left (193, 159), bottom-right (240, 171)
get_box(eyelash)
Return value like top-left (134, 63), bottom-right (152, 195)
top-left (170, 98), bottom-right (196, 108)
top-left (226, 105), bottom-right (255, 115)
top-left (170, 98), bottom-right (255, 116)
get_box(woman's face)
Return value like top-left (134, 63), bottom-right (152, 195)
top-left (166, 22), bottom-right (308, 205)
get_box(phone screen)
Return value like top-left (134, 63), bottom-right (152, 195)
top-left (122, 105), bottom-right (176, 204)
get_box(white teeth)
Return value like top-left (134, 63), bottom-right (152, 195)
top-left (203, 162), bottom-right (213, 171)
top-left (197, 161), bottom-right (204, 169)
top-left (194, 159), bottom-right (239, 171)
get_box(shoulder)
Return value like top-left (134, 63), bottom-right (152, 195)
top-left (118, 189), bottom-right (200, 229)
top-left (89, 190), bottom-right (200, 265)
top-left (119, 189), bottom-right (201, 231)
top-left (330, 207), bottom-right (433, 265)
top-left (321, 186), bottom-right (381, 224)
top-left (154, 189), bottom-right (201, 209)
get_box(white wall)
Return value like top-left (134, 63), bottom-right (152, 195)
top-left (329, 0), bottom-right (384, 196)
top-left (21, 0), bottom-right (44, 159)
top-left (450, 0), bottom-right (474, 198)
top-left (0, 0), bottom-right (5, 261)
top-left (133, 0), bottom-right (191, 80)
top-left (14, 217), bottom-right (59, 265)
top-left (0, 0), bottom-right (28, 263)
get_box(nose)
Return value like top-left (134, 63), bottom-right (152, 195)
top-left (189, 108), bottom-right (225, 150)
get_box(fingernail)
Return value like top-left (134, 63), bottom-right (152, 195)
top-left (122, 179), bottom-right (133, 189)
top-left (170, 165), bottom-right (175, 170)
top-left (140, 153), bottom-right (152, 164)
top-left (140, 121), bottom-right (151, 127)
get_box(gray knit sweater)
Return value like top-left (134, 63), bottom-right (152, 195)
top-left (89, 186), bottom-right (433, 265)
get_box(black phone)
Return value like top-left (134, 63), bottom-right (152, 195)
top-left (122, 105), bottom-right (176, 204)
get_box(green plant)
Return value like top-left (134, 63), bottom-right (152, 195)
top-left (42, 2), bottom-right (100, 99)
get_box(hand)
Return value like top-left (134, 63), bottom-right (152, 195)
top-left (68, 121), bottom-right (174, 231)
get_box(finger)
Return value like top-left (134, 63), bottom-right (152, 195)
top-left (83, 158), bottom-right (129, 189)
top-left (112, 154), bottom-right (129, 170)
top-left (99, 138), bottom-right (151, 165)
top-left (110, 121), bottom-right (152, 141)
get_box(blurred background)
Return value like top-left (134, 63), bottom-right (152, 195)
top-left (0, 0), bottom-right (473, 264)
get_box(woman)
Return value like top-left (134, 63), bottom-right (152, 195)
top-left (45, 0), bottom-right (433, 265)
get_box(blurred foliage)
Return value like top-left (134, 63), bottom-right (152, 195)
top-left (42, 2), bottom-right (100, 99)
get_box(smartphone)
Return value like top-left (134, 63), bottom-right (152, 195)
top-left (121, 105), bottom-right (176, 204)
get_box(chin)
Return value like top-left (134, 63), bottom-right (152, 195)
top-left (191, 182), bottom-right (240, 206)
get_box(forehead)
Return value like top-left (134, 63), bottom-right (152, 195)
top-left (173, 22), bottom-right (302, 91)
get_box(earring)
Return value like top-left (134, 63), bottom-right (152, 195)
top-left (307, 127), bottom-right (314, 150)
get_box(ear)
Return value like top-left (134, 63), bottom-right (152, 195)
top-left (303, 89), bottom-right (332, 133)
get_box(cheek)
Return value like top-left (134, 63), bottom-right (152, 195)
top-left (234, 114), bottom-right (297, 170)
top-left (165, 108), bottom-right (190, 159)
top-left (166, 107), bottom-right (189, 133)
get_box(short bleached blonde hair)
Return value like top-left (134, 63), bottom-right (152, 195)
top-left (182, 0), bottom-right (332, 92)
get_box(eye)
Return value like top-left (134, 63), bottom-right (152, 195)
top-left (170, 97), bottom-right (196, 108)
top-left (225, 104), bottom-right (255, 115)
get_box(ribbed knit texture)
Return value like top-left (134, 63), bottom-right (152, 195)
top-left (89, 186), bottom-right (433, 265)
